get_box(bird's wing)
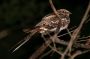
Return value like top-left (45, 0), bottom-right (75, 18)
top-left (36, 14), bottom-right (56, 27)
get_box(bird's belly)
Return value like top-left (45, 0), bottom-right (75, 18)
top-left (39, 26), bottom-right (57, 33)
top-left (59, 25), bottom-right (68, 32)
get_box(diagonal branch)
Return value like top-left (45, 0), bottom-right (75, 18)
top-left (29, 38), bottom-right (52, 59)
top-left (61, 1), bottom-right (90, 59)
top-left (49, 0), bottom-right (62, 22)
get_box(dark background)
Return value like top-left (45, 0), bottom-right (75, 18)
top-left (0, 0), bottom-right (90, 59)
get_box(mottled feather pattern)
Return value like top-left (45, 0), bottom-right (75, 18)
top-left (12, 9), bottom-right (71, 52)
top-left (24, 9), bottom-right (71, 34)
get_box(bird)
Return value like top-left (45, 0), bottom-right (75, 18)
top-left (24, 9), bottom-right (71, 34)
top-left (12, 9), bottom-right (71, 52)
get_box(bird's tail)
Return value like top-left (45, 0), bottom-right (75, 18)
top-left (23, 26), bottom-right (40, 33)
top-left (10, 28), bottom-right (38, 53)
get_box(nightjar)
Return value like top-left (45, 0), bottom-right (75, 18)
top-left (24, 9), bottom-right (71, 34)
top-left (12, 9), bottom-right (71, 52)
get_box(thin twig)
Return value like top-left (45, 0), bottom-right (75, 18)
top-left (42, 34), bottom-right (62, 55)
top-left (39, 50), bottom-right (53, 59)
top-left (69, 51), bottom-right (82, 59)
top-left (58, 30), bottom-right (74, 37)
top-left (69, 50), bottom-right (90, 59)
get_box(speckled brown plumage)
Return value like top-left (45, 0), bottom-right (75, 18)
top-left (24, 9), bottom-right (71, 34)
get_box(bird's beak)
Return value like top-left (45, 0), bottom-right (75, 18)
top-left (69, 12), bottom-right (72, 14)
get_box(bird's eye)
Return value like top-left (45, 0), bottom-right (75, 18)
top-left (62, 11), bottom-right (64, 13)
top-left (62, 11), bottom-right (65, 13)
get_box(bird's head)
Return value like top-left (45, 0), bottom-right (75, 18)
top-left (57, 9), bottom-right (71, 17)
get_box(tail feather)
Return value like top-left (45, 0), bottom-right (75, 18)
top-left (23, 26), bottom-right (40, 33)
top-left (11, 31), bottom-right (37, 53)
